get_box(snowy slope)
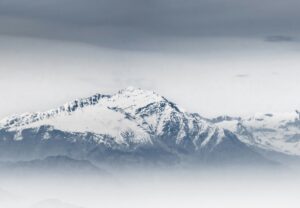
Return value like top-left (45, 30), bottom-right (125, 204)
top-left (0, 87), bottom-right (270, 165)
top-left (212, 111), bottom-right (300, 155)
top-left (0, 87), bottom-right (156, 144)
top-left (0, 87), bottom-right (225, 149)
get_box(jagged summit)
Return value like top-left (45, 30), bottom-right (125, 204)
top-left (118, 86), bottom-right (150, 94)
top-left (117, 86), bottom-right (165, 102)
top-left (108, 86), bottom-right (166, 113)
top-left (0, 87), bottom-right (177, 131)
top-left (117, 86), bottom-right (158, 96)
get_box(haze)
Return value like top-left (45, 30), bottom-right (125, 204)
top-left (1, 0), bottom-right (300, 118)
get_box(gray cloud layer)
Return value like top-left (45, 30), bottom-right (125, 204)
top-left (0, 0), bottom-right (299, 49)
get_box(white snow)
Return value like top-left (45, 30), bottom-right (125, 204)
top-left (214, 111), bottom-right (300, 155)
top-left (0, 87), bottom-right (253, 150)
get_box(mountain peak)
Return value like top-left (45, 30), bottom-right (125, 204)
top-left (109, 87), bottom-right (165, 111)
top-left (121, 86), bottom-right (141, 92)
top-left (117, 86), bottom-right (160, 97)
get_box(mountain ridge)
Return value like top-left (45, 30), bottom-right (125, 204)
top-left (0, 87), bottom-right (286, 167)
top-left (212, 111), bottom-right (300, 156)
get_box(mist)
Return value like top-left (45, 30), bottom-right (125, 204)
top-left (1, 36), bottom-right (300, 118)
top-left (1, 1), bottom-right (300, 207)
top-left (1, 168), bottom-right (300, 208)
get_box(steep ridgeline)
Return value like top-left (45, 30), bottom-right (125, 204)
top-left (212, 112), bottom-right (300, 156)
top-left (0, 87), bottom-right (269, 167)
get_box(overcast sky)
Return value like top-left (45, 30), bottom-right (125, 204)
top-left (0, 0), bottom-right (300, 118)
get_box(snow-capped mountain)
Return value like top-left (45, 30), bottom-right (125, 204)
top-left (0, 87), bottom-right (226, 147)
top-left (212, 111), bottom-right (300, 156)
top-left (0, 87), bottom-right (272, 166)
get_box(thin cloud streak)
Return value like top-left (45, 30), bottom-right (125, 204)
top-left (265, 35), bottom-right (296, 42)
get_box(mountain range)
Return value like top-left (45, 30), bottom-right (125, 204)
top-left (0, 87), bottom-right (299, 169)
